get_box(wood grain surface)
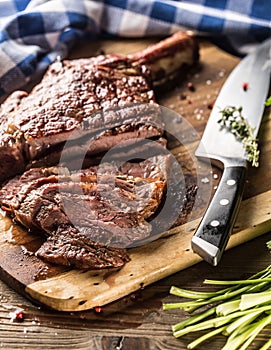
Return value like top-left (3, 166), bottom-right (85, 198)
top-left (0, 37), bottom-right (270, 349)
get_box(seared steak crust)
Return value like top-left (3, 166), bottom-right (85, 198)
top-left (0, 31), bottom-right (198, 183)
top-left (0, 57), bottom-right (162, 183)
top-left (36, 226), bottom-right (130, 269)
top-left (0, 32), bottom-right (199, 269)
top-left (0, 156), bottom-right (170, 269)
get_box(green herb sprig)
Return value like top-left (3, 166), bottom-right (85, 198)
top-left (265, 96), bottom-right (271, 107)
top-left (218, 106), bottom-right (260, 167)
top-left (163, 240), bottom-right (271, 349)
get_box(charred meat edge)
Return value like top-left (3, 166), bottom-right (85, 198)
top-left (0, 31), bottom-right (199, 184)
top-left (0, 156), bottom-right (170, 269)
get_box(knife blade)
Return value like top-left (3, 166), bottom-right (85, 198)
top-left (191, 38), bottom-right (271, 266)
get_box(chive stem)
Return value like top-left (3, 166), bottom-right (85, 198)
top-left (204, 278), bottom-right (271, 285)
top-left (240, 290), bottom-right (271, 310)
top-left (187, 325), bottom-right (227, 349)
top-left (172, 307), bottom-right (216, 332)
top-left (164, 264), bottom-right (271, 348)
top-left (260, 338), bottom-right (271, 350)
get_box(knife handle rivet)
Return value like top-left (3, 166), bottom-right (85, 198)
top-left (220, 199), bottom-right (229, 206)
top-left (210, 220), bottom-right (220, 227)
top-left (227, 179), bottom-right (236, 186)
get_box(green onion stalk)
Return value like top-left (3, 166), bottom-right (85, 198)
top-left (163, 240), bottom-right (271, 349)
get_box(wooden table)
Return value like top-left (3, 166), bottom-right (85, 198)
top-left (0, 37), bottom-right (270, 349)
top-left (0, 232), bottom-right (270, 349)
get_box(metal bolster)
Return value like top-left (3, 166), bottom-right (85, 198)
top-left (191, 236), bottom-right (222, 266)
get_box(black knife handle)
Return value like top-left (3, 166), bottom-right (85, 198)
top-left (191, 165), bottom-right (247, 266)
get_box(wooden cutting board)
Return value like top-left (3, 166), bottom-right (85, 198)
top-left (0, 39), bottom-right (270, 312)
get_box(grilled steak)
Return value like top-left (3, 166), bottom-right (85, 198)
top-left (0, 31), bottom-right (198, 183)
top-left (0, 32), bottom-right (199, 269)
top-left (0, 156), bottom-right (171, 268)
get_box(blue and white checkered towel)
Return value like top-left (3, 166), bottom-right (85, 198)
top-left (0, 0), bottom-right (270, 101)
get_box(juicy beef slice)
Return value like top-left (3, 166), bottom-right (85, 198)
top-left (36, 226), bottom-right (130, 269)
top-left (0, 91), bottom-right (28, 183)
top-left (0, 156), bottom-right (170, 269)
top-left (0, 31), bottom-right (199, 183)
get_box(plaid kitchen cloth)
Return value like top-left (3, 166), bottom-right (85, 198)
top-left (0, 0), bottom-right (270, 101)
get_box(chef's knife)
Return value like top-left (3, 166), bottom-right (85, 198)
top-left (191, 38), bottom-right (271, 266)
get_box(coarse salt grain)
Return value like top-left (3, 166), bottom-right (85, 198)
top-left (201, 177), bottom-right (210, 184)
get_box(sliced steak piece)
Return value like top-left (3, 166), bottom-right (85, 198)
top-left (0, 31), bottom-right (199, 183)
top-left (36, 226), bottom-right (130, 269)
top-left (0, 91), bottom-right (28, 183)
top-left (0, 166), bottom-right (69, 213)
top-left (0, 155), bottom-right (170, 269)
top-left (14, 181), bottom-right (154, 245)
top-left (28, 136), bottom-right (168, 170)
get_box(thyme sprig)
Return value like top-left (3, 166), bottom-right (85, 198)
top-left (217, 106), bottom-right (259, 167)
